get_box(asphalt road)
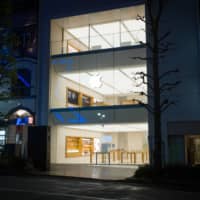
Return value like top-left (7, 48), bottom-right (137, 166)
top-left (0, 176), bottom-right (199, 200)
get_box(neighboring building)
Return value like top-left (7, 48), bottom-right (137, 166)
top-left (0, 0), bottom-right (38, 157)
top-left (37, 0), bottom-right (200, 167)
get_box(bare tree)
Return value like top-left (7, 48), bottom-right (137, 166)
top-left (132, 0), bottom-right (181, 169)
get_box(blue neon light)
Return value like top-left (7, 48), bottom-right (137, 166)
top-left (54, 111), bottom-right (86, 124)
top-left (16, 118), bottom-right (21, 125)
top-left (67, 112), bottom-right (86, 124)
top-left (18, 74), bottom-right (30, 88)
top-left (54, 112), bottom-right (65, 123)
top-left (16, 117), bottom-right (29, 125)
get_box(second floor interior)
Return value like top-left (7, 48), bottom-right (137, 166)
top-left (50, 49), bottom-right (147, 109)
top-left (50, 4), bottom-right (147, 110)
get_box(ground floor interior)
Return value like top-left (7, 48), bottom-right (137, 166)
top-left (51, 123), bottom-right (149, 165)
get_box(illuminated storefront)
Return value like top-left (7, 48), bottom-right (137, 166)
top-left (49, 4), bottom-right (149, 165)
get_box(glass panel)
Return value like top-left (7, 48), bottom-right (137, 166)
top-left (90, 27), bottom-right (110, 50)
top-left (93, 21), bottom-right (120, 48)
top-left (68, 26), bottom-right (89, 47)
top-left (50, 5), bottom-right (145, 55)
top-left (63, 65), bottom-right (146, 108)
top-left (122, 19), bottom-right (145, 44)
top-left (61, 125), bottom-right (149, 165)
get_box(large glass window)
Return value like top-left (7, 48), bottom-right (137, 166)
top-left (56, 124), bottom-right (149, 165)
top-left (63, 66), bottom-right (146, 107)
top-left (51, 5), bottom-right (145, 55)
top-left (51, 55), bottom-right (147, 109)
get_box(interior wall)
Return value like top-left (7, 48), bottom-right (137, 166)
top-left (127, 132), bottom-right (147, 151)
top-left (51, 21), bottom-right (62, 55)
top-left (52, 126), bottom-right (103, 163)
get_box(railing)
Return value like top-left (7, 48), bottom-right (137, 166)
top-left (51, 30), bottom-right (146, 55)
top-left (94, 149), bottom-right (149, 165)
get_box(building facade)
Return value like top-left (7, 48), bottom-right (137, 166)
top-left (3, 0), bottom-right (199, 167)
top-left (0, 0), bottom-right (38, 157)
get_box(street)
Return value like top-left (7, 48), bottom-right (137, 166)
top-left (0, 176), bottom-right (199, 200)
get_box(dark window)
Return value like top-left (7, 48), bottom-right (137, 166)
top-left (12, 68), bottom-right (31, 97)
top-left (67, 89), bottom-right (79, 105)
top-left (82, 95), bottom-right (91, 106)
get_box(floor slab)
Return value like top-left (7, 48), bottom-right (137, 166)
top-left (46, 164), bottom-right (138, 180)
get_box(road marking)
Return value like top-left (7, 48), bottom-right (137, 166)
top-left (0, 188), bottom-right (116, 200)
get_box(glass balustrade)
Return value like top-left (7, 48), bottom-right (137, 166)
top-left (51, 30), bottom-right (146, 56)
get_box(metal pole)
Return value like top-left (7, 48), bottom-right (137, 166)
top-left (96, 152), bottom-right (98, 165)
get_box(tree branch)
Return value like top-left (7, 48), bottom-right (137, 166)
top-left (161, 101), bottom-right (175, 112)
top-left (158, 31), bottom-right (171, 42)
top-left (160, 99), bottom-right (169, 108)
top-left (160, 81), bottom-right (181, 93)
top-left (139, 91), bottom-right (154, 98)
top-left (133, 72), bottom-right (154, 91)
top-left (159, 69), bottom-right (179, 80)
top-left (131, 56), bottom-right (153, 61)
top-left (135, 71), bottom-right (153, 80)
top-left (132, 98), bottom-right (154, 113)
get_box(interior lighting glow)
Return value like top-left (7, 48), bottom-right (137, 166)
top-left (89, 74), bottom-right (102, 88)
top-left (15, 109), bottom-right (28, 117)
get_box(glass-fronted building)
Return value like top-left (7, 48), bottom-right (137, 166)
top-left (49, 4), bottom-right (149, 165)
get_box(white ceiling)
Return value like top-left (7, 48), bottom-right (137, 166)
top-left (53, 5), bottom-right (144, 29)
top-left (66, 19), bottom-right (145, 49)
top-left (62, 66), bottom-right (147, 95)
top-left (66, 123), bottom-right (148, 133)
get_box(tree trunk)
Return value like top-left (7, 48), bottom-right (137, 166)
top-left (152, 21), bottom-right (162, 169)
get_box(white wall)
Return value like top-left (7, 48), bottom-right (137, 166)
top-left (51, 126), bottom-right (102, 163)
top-left (51, 21), bottom-right (63, 55)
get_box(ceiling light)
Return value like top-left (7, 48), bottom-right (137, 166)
top-left (15, 109), bottom-right (28, 117)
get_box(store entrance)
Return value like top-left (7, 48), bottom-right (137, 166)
top-left (186, 136), bottom-right (200, 165)
top-left (6, 108), bottom-right (34, 159)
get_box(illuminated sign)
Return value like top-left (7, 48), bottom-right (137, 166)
top-left (9, 116), bottom-right (34, 125)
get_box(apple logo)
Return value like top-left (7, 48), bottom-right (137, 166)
top-left (89, 74), bottom-right (103, 88)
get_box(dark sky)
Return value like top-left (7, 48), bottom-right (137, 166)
top-left (11, 0), bottom-right (38, 27)
top-left (12, 0), bottom-right (38, 13)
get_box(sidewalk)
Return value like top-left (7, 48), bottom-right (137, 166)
top-left (35, 164), bottom-right (139, 180)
